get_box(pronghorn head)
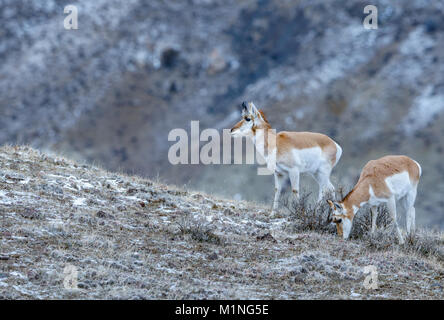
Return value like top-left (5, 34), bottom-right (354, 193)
top-left (327, 200), bottom-right (353, 239)
top-left (230, 101), bottom-right (270, 138)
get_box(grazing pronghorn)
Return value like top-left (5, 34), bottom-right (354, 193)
top-left (327, 155), bottom-right (421, 244)
top-left (230, 101), bottom-right (342, 214)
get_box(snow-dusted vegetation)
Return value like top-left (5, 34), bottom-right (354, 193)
top-left (0, 146), bottom-right (442, 299)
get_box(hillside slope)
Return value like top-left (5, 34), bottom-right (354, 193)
top-left (0, 146), bottom-right (443, 299)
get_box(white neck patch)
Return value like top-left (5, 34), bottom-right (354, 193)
top-left (342, 218), bottom-right (352, 239)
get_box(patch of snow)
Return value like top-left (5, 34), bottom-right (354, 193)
top-left (0, 190), bottom-right (12, 205)
top-left (124, 196), bottom-right (143, 202)
top-left (19, 177), bottom-right (31, 184)
top-left (10, 272), bottom-right (26, 280)
top-left (72, 198), bottom-right (87, 206)
top-left (105, 179), bottom-right (126, 193)
top-left (66, 176), bottom-right (95, 191)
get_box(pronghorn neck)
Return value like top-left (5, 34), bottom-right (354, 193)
top-left (251, 125), bottom-right (276, 161)
top-left (342, 183), bottom-right (370, 217)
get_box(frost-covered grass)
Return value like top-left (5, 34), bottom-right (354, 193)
top-left (0, 146), bottom-right (443, 299)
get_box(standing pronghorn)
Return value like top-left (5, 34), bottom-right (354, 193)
top-left (327, 155), bottom-right (421, 244)
top-left (230, 101), bottom-right (342, 214)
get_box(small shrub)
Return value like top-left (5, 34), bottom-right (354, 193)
top-left (176, 214), bottom-right (222, 245)
top-left (285, 192), bottom-right (336, 234)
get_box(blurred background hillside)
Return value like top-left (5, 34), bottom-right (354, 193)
top-left (1, 0), bottom-right (443, 229)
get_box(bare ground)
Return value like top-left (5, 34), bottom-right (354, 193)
top-left (0, 145), bottom-right (443, 299)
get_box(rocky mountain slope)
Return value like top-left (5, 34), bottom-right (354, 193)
top-left (1, 0), bottom-right (444, 228)
top-left (0, 146), bottom-right (443, 299)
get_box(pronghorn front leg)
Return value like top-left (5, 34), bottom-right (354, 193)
top-left (288, 168), bottom-right (300, 201)
top-left (272, 172), bottom-right (285, 215)
top-left (370, 206), bottom-right (378, 234)
top-left (387, 196), bottom-right (404, 244)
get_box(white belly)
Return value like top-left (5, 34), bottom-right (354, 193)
top-left (291, 147), bottom-right (325, 173)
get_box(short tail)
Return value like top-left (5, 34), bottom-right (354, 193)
top-left (333, 142), bottom-right (342, 167)
top-left (413, 159), bottom-right (422, 177)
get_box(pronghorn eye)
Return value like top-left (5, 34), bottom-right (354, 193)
top-left (333, 216), bottom-right (342, 223)
top-left (245, 118), bottom-right (251, 122)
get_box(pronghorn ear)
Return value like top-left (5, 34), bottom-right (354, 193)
top-left (250, 102), bottom-right (259, 114)
top-left (327, 200), bottom-right (335, 210)
top-left (250, 102), bottom-right (265, 121)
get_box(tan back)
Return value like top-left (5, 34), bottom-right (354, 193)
top-left (277, 131), bottom-right (338, 166)
top-left (345, 155), bottom-right (420, 203)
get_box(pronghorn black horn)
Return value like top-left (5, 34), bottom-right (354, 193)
top-left (326, 210), bottom-right (332, 225)
top-left (242, 101), bottom-right (248, 109)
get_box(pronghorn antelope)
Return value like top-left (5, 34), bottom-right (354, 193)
top-left (230, 101), bottom-right (342, 214)
top-left (327, 155), bottom-right (421, 243)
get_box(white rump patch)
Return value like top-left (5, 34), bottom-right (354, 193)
top-left (385, 172), bottom-right (412, 199)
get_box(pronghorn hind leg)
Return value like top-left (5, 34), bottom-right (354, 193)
top-left (406, 207), bottom-right (416, 235)
top-left (370, 206), bottom-right (378, 234)
top-left (313, 166), bottom-right (334, 202)
top-left (387, 196), bottom-right (404, 244)
top-left (402, 187), bottom-right (417, 235)
top-left (272, 172), bottom-right (286, 215)
top-left (288, 168), bottom-right (300, 201)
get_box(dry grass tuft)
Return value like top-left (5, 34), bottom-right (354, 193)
top-left (176, 214), bottom-right (223, 245)
top-left (362, 227), bottom-right (444, 261)
top-left (404, 231), bottom-right (444, 260)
